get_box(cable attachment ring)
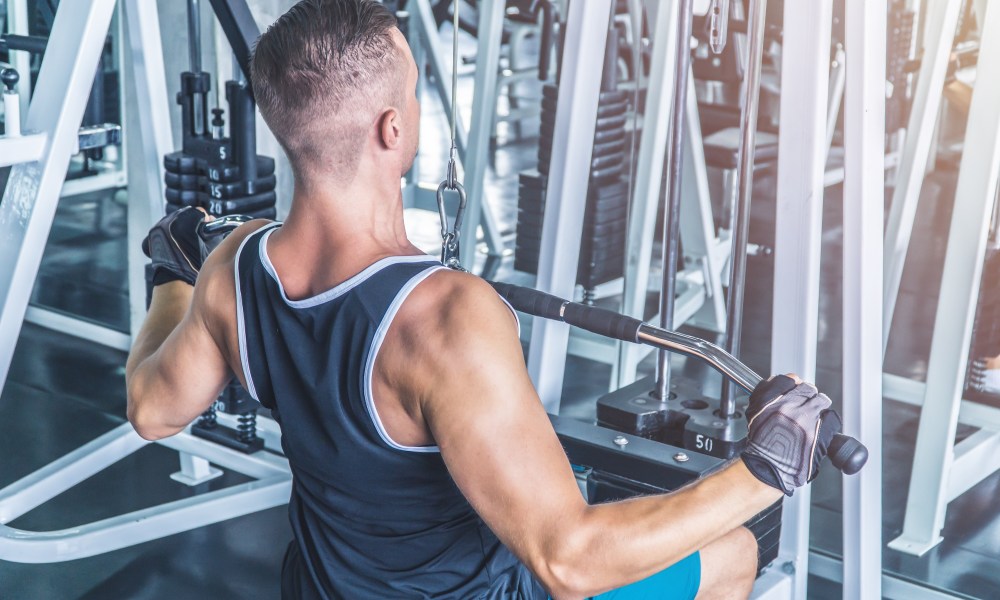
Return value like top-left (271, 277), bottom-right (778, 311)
top-left (436, 171), bottom-right (467, 271)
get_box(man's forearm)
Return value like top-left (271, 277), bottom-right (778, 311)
top-left (126, 282), bottom-right (194, 379)
top-left (560, 460), bottom-right (782, 598)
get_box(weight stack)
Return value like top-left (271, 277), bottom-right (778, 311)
top-left (163, 151), bottom-right (278, 220)
top-left (514, 83), bottom-right (630, 295)
top-left (965, 248), bottom-right (1000, 408)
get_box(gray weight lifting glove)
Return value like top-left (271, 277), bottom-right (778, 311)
top-left (141, 206), bottom-right (209, 287)
top-left (740, 375), bottom-right (842, 496)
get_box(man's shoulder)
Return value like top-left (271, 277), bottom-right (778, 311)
top-left (390, 268), bottom-right (517, 352)
top-left (193, 219), bottom-right (275, 330)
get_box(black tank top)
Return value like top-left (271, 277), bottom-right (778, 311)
top-left (234, 224), bottom-right (543, 599)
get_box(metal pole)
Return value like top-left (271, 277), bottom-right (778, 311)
top-left (458, 0), bottom-right (506, 270)
top-left (616, 0), bottom-right (681, 388)
top-left (720, 0), bottom-right (767, 417)
top-left (526, 0), bottom-right (612, 412)
top-left (842, 0), bottom-right (886, 593)
top-left (770, 0), bottom-right (834, 595)
top-left (188, 0), bottom-right (202, 73)
top-left (123, 0), bottom-right (174, 341)
top-left (655, 0), bottom-right (695, 401)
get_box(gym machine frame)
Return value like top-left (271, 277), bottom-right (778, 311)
top-left (522, 0), bottom-right (886, 598)
top-left (400, 0), bottom-right (506, 274)
top-left (884, 0), bottom-right (1000, 559)
top-left (0, 0), bottom-right (291, 563)
top-left (6, 0), bottom-right (132, 353)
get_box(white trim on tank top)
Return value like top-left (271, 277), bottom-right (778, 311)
top-left (364, 265), bottom-right (449, 453)
top-left (259, 227), bottom-right (437, 308)
top-left (233, 223), bottom-right (281, 402)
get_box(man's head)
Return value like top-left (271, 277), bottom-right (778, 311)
top-left (251, 0), bottom-right (418, 187)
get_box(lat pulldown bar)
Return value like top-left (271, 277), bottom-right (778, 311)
top-left (490, 281), bottom-right (870, 476)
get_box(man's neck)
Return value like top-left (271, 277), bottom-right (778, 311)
top-left (264, 173), bottom-right (422, 298)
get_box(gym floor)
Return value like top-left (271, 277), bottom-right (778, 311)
top-left (3, 55), bottom-right (1000, 600)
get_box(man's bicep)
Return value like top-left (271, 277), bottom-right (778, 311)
top-left (420, 295), bottom-right (586, 568)
top-left (131, 304), bottom-right (232, 438)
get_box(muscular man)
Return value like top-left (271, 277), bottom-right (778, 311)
top-left (127, 1), bottom-right (839, 598)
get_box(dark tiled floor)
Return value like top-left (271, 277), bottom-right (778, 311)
top-left (4, 32), bottom-right (1000, 600)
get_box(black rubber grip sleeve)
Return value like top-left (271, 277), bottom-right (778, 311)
top-left (490, 282), bottom-right (566, 322)
top-left (561, 302), bottom-right (642, 343)
top-left (489, 281), bottom-right (642, 343)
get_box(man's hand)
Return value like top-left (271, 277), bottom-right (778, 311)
top-left (741, 374), bottom-right (842, 496)
top-left (141, 206), bottom-right (211, 287)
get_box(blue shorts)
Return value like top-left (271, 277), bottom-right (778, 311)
top-left (592, 552), bottom-right (701, 600)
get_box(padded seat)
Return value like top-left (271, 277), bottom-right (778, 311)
top-left (703, 127), bottom-right (779, 170)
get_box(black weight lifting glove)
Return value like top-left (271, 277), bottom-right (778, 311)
top-left (740, 375), bottom-right (842, 496)
top-left (141, 207), bottom-right (209, 287)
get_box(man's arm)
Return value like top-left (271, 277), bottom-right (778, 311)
top-left (125, 221), bottom-right (266, 440)
top-left (125, 278), bottom-right (230, 440)
top-left (392, 273), bottom-right (783, 600)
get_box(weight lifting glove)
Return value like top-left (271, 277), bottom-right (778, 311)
top-left (141, 207), bottom-right (209, 287)
top-left (740, 375), bottom-right (842, 496)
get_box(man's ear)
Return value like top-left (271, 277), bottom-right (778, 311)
top-left (378, 108), bottom-right (401, 150)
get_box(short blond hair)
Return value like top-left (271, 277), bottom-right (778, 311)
top-left (250, 0), bottom-right (406, 181)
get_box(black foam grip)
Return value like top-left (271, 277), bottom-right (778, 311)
top-left (828, 434), bottom-right (868, 476)
top-left (561, 302), bottom-right (642, 343)
top-left (489, 282), bottom-right (566, 322)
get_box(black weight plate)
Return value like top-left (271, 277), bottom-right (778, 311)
top-left (165, 187), bottom-right (200, 206)
top-left (540, 96), bottom-right (629, 122)
top-left (588, 201), bottom-right (631, 223)
top-left (165, 171), bottom-right (200, 190)
top-left (590, 178), bottom-right (629, 197)
top-left (518, 171), bottom-right (546, 188)
top-left (201, 155), bottom-right (277, 183)
top-left (593, 127), bottom-right (628, 145)
top-left (591, 151), bottom-right (625, 172)
top-left (199, 174), bottom-right (278, 199)
top-left (542, 85), bottom-right (628, 106)
top-left (164, 152), bottom-right (198, 175)
top-left (516, 236), bottom-right (626, 263)
top-left (592, 138), bottom-right (628, 158)
top-left (595, 112), bottom-right (628, 133)
top-left (517, 180), bottom-right (548, 194)
top-left (539, 119), bottom-right (627, 147)
top-left (536, 150), bottom-right (624, 176)
top-left (538, 133), bottom-right (628, 165)
top-left (199, 190), bottom-right (277, 215)
top-left (591, 165), bottom-right (626, 186)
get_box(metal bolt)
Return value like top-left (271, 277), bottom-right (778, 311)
top-left (673, 452), bottom-right (689, 463)
top-left (613, 436), bottom-right (629, 448)
top-left (782, 561), bottom-right (796, 575)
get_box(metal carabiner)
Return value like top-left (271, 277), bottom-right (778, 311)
top-left (707, 0), bottom-right (730, 55)
top-left (436, 178), bottom-right (467, 270)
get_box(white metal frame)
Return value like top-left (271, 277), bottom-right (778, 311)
top-left (0, 0), bottom-right (293, 564)
top-left (0, 0), bottom-right (116, 388)
top-left (611, 0), bottom-right (730, 389)
top-left (842, 0), bottom-right (886, 594)
top-left (762, 0), bottom-right (834, 597)
top-left (882, 0), bottom-right (965, 353)
top-left (888, 0), bottom-right (1000, 557)
top-left (0, 423), bottom-right (290, 563)
top-left (401, 0), bottom-right (504, 270)
top-left (525, 0), bottom-right (613, 412)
